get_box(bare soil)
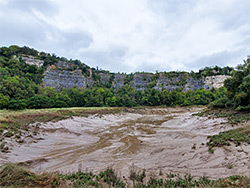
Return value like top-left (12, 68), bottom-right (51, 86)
top-left (1, 107), bottom-right (249, 180)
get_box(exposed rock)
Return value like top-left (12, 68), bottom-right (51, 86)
top-left (99, 73), bottom-right (111, 85)
top-left (183, 77), bottom-right (204, 92)
top-left (15, 55), bottom-right (44, 67)
top-left (130, 73), bottom-right (154, 91)
top-left (42, 68), bottom-right (230, 91)
top-left (41, 60), bottom-right (230, 91)
top-left (86, 77), bottom-right (95, 88)
top-left (57, 60), bottom-right (74, 69)
top-left (204, 75), bottom-right (231, 89)
top-left (112, 74), bottom-right (126, 89)
top-left (11, 53), bottom-right (231, 92)
top-left (154, 73), bottom-right (189, 91)
top-left (42, 69), bottom-right (87, 90)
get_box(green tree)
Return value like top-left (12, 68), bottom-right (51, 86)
top-left (0, 94), bottom-right (9, 109)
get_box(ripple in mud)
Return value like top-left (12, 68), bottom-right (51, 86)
top-left (2, 107), bottom-right (249, 179)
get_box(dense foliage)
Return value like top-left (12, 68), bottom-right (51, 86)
top-left (210, 57), bottom-right (250, 110)
top-left (0, 45), bottom-right (246, 110)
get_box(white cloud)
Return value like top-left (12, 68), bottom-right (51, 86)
top-left (0, 0), bottom-right (249, 73)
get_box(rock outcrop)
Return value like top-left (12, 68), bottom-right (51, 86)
top-left (130, 73), bottom-right (154, 91)
top-left (204, 75), bottom-right (231, 89)
top-left (112, 74), bottom-right (126, 89)
top-left (20, 54), bottom-right (230, 91)
top-left (15, 55), bottom-right (44, 67)
top-left (43, 69), bottom-right (87, 90)
top-left (42, 68), bottom-right (230, 91)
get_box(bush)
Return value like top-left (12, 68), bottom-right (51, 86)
top-left (26, 95), bottom-right (54, 109)
top-left (7, 99), bottom-right (27, 110)
top-left (209, 97), bottom-right (228, 108)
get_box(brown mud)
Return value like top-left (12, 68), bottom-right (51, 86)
top-left (1, 107), bottom-right (249, 179)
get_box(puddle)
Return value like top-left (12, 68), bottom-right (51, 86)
top-left (1, 107), bottom-right (250, 179)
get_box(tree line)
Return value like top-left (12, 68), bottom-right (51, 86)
top-left (0, 86), bottom-right (218, 110)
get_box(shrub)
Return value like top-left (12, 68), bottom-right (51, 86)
top-left (7, 99), bottom-right (27, 110)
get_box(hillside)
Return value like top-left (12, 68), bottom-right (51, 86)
top-left (0, 45), bottom-right (248, 110)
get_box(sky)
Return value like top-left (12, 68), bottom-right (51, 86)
top-left (0, 0), bottom-right (249, 73)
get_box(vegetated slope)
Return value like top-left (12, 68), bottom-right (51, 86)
top-left (0, 45), bottom-right (243, 110)
top-left (210, 56), bottom-right (250, 110)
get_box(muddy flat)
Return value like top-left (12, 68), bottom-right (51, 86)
top-left (1, 107), bottom-right (250, 179)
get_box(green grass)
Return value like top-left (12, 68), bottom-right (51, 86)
top-left (207, 126), bottom-right (250, 149)
top-left (133, 175), bottom-right (250, 188)
top-left (194, 107), bottom-right (250, 152)
top-left (0, 163), bottom-right (59, 187)
top-left (57, 168), bottom-right (126, 188)
top-left (194, 107), bottom-right (250, 125)
top-left (1, 163), bottom-right (250, 188)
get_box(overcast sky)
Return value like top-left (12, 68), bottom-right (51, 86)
top-left (0, 0), bottom-right (249, 73)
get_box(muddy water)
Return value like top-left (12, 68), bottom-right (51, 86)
top-left (2, 107), bottom-right (250, 179)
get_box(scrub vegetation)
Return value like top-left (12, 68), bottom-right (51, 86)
top-left (1, 164), bottom-right (250, 188)
top-left (195, 108), bottom-right (250, 152)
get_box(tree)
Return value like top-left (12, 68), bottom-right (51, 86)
top-left (26, 95), bottom-right (54, 109)
top-left (8, 99), bottom-right (27, 110)
top-left (211, 57), bottom-right (250, 110)
top-left (0, 94), bottom-right (9, 109)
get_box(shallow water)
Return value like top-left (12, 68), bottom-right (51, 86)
top-left (2, 107), bottom-right (250, 179)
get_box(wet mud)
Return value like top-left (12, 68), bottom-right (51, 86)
top-left (1, 107), bottom-right (250, 179)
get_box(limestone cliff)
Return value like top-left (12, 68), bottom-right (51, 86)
top-left (43, 69), bottom-right (87, 90)
top-left (19, 54), bottom-right (230, 91)
top-left (204, 75), bottom-right (231, 89)
top-left (15, 55), bottom-right (43, 67)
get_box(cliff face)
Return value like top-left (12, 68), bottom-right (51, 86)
top-left (20, 55), bottom-right (230, 91)
top-left (131, 73), bottom-right (154, 91)
top-left (43, 69), bottom-right (87, 90)
top-left (204, 75), bottom-right (231, 89)
top-left (112, 74), bottom-right (126, 89)
top-left (42, 68), bottom-right (230, 91)
top-left (15, 55), bottom-right (43, 67)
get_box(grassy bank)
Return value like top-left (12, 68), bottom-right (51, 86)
top-left (194, 107), bottom-right (250, 152)
top-left (194, 107), bottom-right (250, 125)
top-left (1, 163), bottom-right (250, 188)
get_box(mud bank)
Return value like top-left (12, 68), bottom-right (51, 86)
top-left (1, 107), bottom-right (249, 179)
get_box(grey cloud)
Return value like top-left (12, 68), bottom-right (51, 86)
top-left (1, 0), bottom-right (58, 15)
top-left (0, 12), bottom-right (48, 47)
top-left (79, 46), bottom-right (129, 73)
top-left (207, 1), bottom-right (250, 31)
top-left (187, 49), bottom-right (248, 71)
top-left (32, 28), bottom-right (94, 61)
top-left (133, 62), bottom-right (171, 73)
top-left (148, 0), bottom-right (195, 14)
top-left (0, 0), bottom-right (249, 73)
top-left (0, 1), bottom-right (93, 59)
top-left (59, 31), bottom-right (93, 50)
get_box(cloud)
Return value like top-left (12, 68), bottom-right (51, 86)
top-left (187, 49), bottom-right (248, 71)
top-left (0, 0), bottom-right (249, 73)
top-left (1, 0), bottom-right (58, 15)
top-left (0, 0), bottom-right (93, 59)
top-left (79, 45), bottom-right (129, 73)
